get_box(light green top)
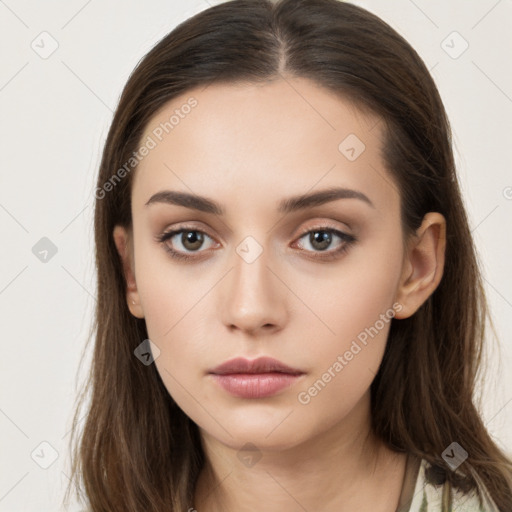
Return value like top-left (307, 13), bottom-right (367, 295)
top-left (397, 455), bottom-right (500, 511)
top-left (77, 454), bottom-right (501, 511)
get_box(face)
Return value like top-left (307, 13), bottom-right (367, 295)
top-left (114, 77), bottom-right (443, 452)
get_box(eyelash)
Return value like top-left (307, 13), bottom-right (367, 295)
top-left (156, 225), bottom-right (357, 262)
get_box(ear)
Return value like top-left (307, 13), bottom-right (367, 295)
top-left (113, 225), bottom-right (145, 319)
top-left (394, 212), bottom-right (446, 319)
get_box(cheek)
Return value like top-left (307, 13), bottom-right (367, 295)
top-left (134, 232), bottom-right (209, 339)
top-left (147, 296), bottom-right (223, 438)
top-left (133, 244), bottom-right (217, 414)
top-left (144, 287), bottom-right (210, 420)
top-left (295, 229), bottom-right (403, 348)
top-left (293, 288), bottom-right (396, 423)
top-left (138, 269), bottom-right (211, 369)
top-left (292, 234), bottom-right (403, 405)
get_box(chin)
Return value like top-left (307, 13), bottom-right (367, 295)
top-left (199, 412), bottom-right (312, 452)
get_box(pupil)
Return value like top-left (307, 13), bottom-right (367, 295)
top-left (183, 231), bottom-right (203, 250)
top-left (311, 231), bottom-right (331, 251)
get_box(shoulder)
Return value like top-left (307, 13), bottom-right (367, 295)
top-left (407, 457), bottom-right (500, 511)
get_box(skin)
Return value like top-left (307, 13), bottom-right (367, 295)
top-left (113, 77), bottom-right (446, 511)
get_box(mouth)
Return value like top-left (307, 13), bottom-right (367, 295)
top-left (209, 356), bottom-right (304, 376)
top-left (208, 356), bottom-right (305, 398)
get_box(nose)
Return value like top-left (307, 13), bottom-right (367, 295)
top-left (220, 247), bottom-right (288, 336)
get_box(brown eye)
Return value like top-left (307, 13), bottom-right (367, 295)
top-left (180, 231), bottom-right (205, 251)
top-left (157, 228), bottom-right (217, 260)
top-left (308, 231), bottom-right (333, 251)
top-left (291, 227), bottom-right (357, 262)
top-left (296, 228), bottom-right (355, 253)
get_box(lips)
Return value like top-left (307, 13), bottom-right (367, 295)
top-left (208, 357), bottom-right (305, 399)
top-left (209, 356), bottom-right (304, 376)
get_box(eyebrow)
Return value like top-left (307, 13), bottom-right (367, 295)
top-left (144, 186), bottom-right (374, 214)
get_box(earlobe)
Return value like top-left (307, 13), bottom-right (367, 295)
top-left (394, 212), bottom-right (446, 319)
top-left (113, 225), bottom-right (145, 319)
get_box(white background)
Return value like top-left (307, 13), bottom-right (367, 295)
top-left (0, 0), bottom-right (511, 510)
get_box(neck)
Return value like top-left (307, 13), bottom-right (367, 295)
top-left (193, 393), bottom-right (407, 512)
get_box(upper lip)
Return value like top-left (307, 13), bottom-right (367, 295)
top-left (209, 356), bottom-right (304, 375)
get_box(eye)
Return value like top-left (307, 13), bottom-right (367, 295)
top-left (156, 227), bottom-right (217, 261)
top-left (293, 227), bottom-right (356, 260)
top-left (156, 225), bottom-right (356, 262)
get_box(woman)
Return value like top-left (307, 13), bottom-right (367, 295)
top-left (65, 0), bottom-right (512, 510)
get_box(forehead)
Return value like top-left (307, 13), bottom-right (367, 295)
top-left (132, 77), bottom-right (398, 216)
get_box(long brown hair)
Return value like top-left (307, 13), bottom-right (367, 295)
top-left (64, 0), bottom-right (512, 510)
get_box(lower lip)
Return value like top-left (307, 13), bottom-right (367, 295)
top-left (210, 372), bottom-right (303, 398)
